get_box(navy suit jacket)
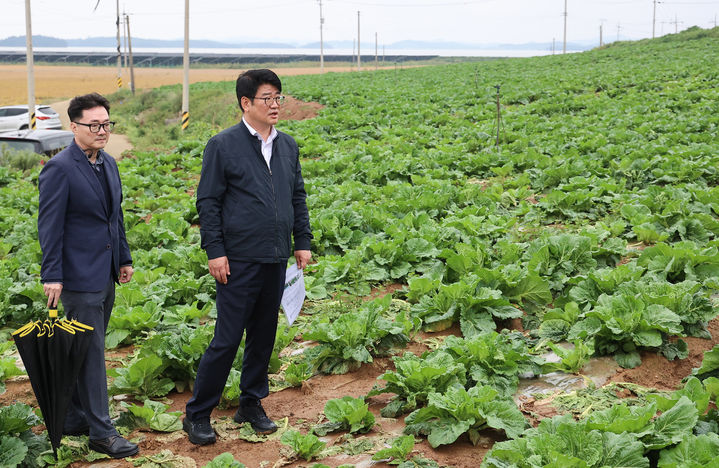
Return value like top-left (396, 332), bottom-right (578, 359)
top-left (38, 140), bottom-right (132, 292)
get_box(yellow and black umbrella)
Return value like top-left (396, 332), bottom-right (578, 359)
top-left (12, 309), bottom-right (94, 457)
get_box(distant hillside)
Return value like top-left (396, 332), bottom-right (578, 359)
top-left (388, 39), bottom-right (591, 51)
top-left (0, 35), bottom-right (295, 49)
top-left (1, 34), bottom-right (593, 51)
top-left (602, 25), bottom-right (719, 48)
top-left (0, 35), bottom-right (68, 47)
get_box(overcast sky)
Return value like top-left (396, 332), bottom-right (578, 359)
top-left (2, 0), bottom-right (718, 46)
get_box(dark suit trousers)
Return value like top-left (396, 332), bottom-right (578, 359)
top-left (61, 280), bottom-right (117, 439)
top-left (185, 261), bottom-right (284, 422)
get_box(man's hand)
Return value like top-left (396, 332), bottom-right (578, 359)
top-left (208, 256), bottom-right (231, 284)
top-left (294, 250), bottom-right (312, 270)
top-left (119, 265), bottom-right (134, 284)
top-left (43, 283), bottom-right (63, 308)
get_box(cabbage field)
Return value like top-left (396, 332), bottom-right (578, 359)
top-left (1, 27), bottom-right (719, 467)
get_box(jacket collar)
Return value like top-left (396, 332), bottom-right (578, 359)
top-left (69, 140), bottom-right (110, 216)
top-left (68, 139), bottom-right (109, 163)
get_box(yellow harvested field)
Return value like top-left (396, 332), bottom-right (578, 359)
top-left (0, 64), bottom-right (357, 106)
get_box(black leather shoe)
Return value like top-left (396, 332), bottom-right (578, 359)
top-left (63, 424), bottom-right (89, 436)
top-left (183, 418), bottom-right (216, 445)
top-left (234, 400), bottom-right (277, 434)
top-left (88, 435), bottom-right (139, 459)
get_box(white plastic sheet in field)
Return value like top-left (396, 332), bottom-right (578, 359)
top-left (282, 264), bottom-right (305, 326)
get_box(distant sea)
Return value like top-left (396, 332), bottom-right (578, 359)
top-left (0, 46), bottom-right (558, 58)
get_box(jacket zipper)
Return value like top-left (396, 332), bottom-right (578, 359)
top-left (268, 161), bottom-right (279, 261)
top-left (255, 137), bottom-right (281, 262)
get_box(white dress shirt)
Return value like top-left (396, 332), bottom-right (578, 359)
top-left (243, 117), bottom-right (278, 169)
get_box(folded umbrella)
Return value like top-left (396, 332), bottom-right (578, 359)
top-left (12, 308), bottom-right (94, 457)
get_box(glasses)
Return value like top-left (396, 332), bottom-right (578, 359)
top-left (74, 121), bottom-right (116, 133)
top-left (250, 95), bottom-right (285, 106)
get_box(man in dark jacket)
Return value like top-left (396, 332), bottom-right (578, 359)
top-left (38, 92), bottom-right (138, 458)
top-left (184, 69), bottom-right (312, 445)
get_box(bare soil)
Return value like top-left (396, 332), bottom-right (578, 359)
top-left (279, 96), bottom-right (324, 122)
top-left (3, 62), bottom-right (718, 468)
top-left (5, 317), bottom-right (715, 467)
top-left (1, 348), bottom-right (486, 467)
top-left (606, 317), bottom-right (719, 390)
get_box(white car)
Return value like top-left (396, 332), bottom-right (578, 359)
top-left (0, 105), bottom-right (63, 131)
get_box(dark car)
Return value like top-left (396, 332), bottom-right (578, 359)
top-left (0, 129), bottom-right (74, 157)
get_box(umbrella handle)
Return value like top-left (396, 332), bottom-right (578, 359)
top-left (12, 321), bottom-right (40, 338)
top-left (67, 320), bottom-right (94, 332)
top-left (49, 308), bottom-right (58, 319)
top-left (54, 320), bottom-right (77, 335)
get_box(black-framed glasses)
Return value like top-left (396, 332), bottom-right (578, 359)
top-left (74, 121), bottom-right (116, 133)
top-left (251, 95), bottom-right (285, 106)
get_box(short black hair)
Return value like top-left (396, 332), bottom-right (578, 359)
top-left (68, 93), bottom-right (110, 122)
top-left (235, 69), bottom-right (282, 112)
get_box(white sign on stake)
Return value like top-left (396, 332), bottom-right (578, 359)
top-left (281, 263), bottom-right (305, 326)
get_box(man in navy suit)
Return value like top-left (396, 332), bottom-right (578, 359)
top-left (38, 93), bottom-right (138, 459)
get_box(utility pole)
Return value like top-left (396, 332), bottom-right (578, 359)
top-left (493, 85), bottom-right (504, 148)
top-left (122, 9), bottom-right (128, 69)
top-left (116, 0), bottom-right (122, 88)
top-left (318, 0), bottom-right (325, 73)
top-left (24, 0), bottom-right (35, 130)
top-left (661, 20), bottom-right (669, 35)
top-left (125, 13), bottom-right (135, 94)
top-left (375, 32), bottom-right (378, 70)
top-left (357, 11), bottom-right (361, 71)
top-left (652, 0), bottom-right (657, 38)
top-left (182, 0), bottom-right (190, 131)
top-left (562, 0), bottom-right (567, 54)
top-left (670, 14), bottom-right (682, 33)
top-left (599, 24), bottom-right (603, 47)
top-left (617, 23), bottom-right (622, 41)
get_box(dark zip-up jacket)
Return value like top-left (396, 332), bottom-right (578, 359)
top-left (196, 123), bottom-right (312, 263)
